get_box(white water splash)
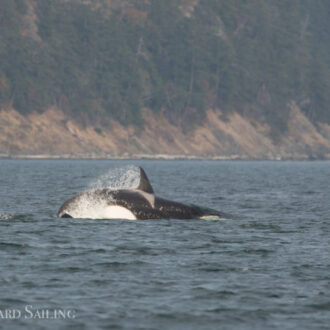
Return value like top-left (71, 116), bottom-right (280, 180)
top-left (64, 193), bottom-right (109, 219)
top-left (60, 166), bottom-right (141, 219)
top-left (62, 192), bottom-right (136, 220)
top-left (200, 215), bottom-right (227, 221)
top-left (0, 214), bottom-right (14, 220)
top-left (88, 165), bottom-right (140, 190)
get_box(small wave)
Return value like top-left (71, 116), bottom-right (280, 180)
top-left (307, 302), bottom-right (330, 310)
top-left (200, 215), bottom-right (227, 221)
top-left (0, 213), bottom-right (14, 220)
top-left (1, 298), bottom-right (27, 304)
top-left (0, 242), bottom-right (27, 249)
top-left (95, 260), bottom-right (148, 267)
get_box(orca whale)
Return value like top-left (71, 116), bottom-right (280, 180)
top-left (57, 167), bottom-right (226, 220)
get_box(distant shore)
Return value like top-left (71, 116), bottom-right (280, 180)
top-left (2, 106), bottom-right (330, 162)
top-left (1, 153), bottom-right (329, 161)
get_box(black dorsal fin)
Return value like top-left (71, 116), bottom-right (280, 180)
top-left (137, 167), bottom-right (154, 194)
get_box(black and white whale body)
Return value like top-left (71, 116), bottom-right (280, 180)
top-left (57, 167), bottom-right (225, 220)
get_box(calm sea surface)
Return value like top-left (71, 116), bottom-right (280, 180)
top-left (0, 159), bottom-right (329, 330)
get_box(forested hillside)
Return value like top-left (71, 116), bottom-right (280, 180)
top-left (1, 0), bottom-right (330, 141)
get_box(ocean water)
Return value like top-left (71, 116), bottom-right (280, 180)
top-left (0, 159), bottom-right (329, 330)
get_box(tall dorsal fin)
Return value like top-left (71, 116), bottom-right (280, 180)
top-left (137, 167), bottom-right (154, 194)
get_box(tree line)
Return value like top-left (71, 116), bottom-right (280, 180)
top-left (0, 0), bottom-right (329, 139)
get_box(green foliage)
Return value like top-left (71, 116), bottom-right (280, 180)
top-left (14, 0), bottom-right (28, 15)
top-left (0, 0), bottom-right (330, 136)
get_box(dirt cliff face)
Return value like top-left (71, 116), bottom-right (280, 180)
top-left (1, 103), bottom-right (330, 159)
